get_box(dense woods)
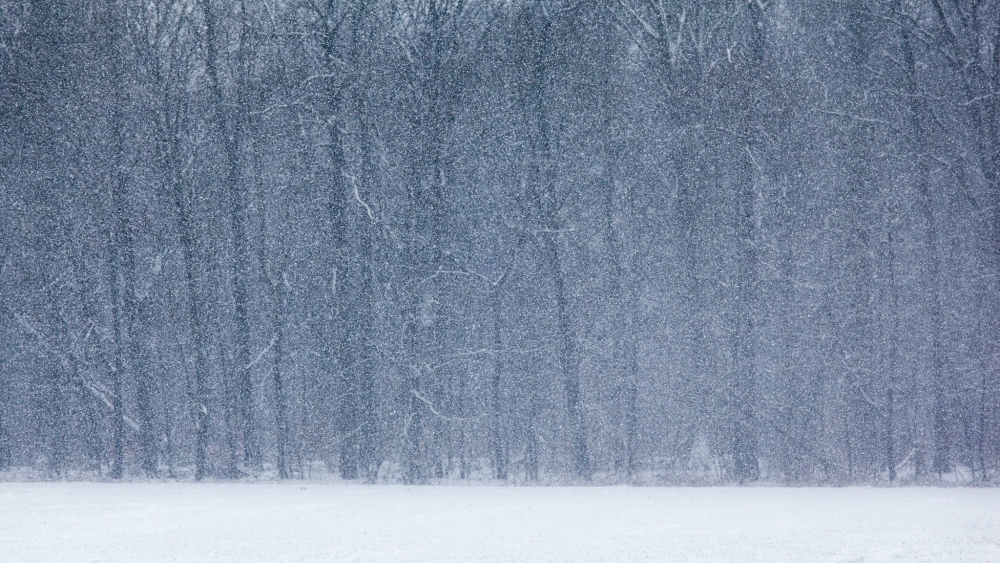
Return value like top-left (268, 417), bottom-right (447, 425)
top-left (0, 0), bottom-right (998, 484)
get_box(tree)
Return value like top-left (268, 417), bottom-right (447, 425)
top-left (202, 0), bottom-right (260, 473)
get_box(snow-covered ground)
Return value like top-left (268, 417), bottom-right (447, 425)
top-left (1, 483), bottom-right (998, 563)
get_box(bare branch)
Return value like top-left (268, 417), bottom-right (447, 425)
top-left (411, 389), bottom-right (473, 422)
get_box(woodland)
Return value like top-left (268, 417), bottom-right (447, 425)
top-left (0, 0), bottom-right (998, 484)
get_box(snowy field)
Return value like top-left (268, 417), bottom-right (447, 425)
top-left (1, 484), bottom-right (999, 563)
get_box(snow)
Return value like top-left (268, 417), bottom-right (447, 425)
top-left (1, 484), bottom-right (999, 562)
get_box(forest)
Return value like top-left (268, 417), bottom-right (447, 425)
top-left (0, 0), bottom-right (998, 484)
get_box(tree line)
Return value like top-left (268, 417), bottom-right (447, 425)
top-left (0, 0), bottom-right (997, 484)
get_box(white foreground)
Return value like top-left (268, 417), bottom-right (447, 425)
top-left (1, 483), bottom-right (999, 563)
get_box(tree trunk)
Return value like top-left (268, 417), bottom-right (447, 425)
top-left (899, 14), bottom-right (946, 478)
top-left (338, 4), bottom-right (381, 477)
top-left (164, 102), bottom-right (212, 480)
top-left (884, 228), bottom-right (899, 482)
top-left (526, 8), bottom-right (589, 480)
top-left (272, 271), bottom-right (289, 479)
top-left (490, 283), bottom-right (509, 480)
top-left (202, 0), bottom-right (258, 472)
top-left (107, 229), bottom-right (126, 479)
top-left (728, 1), bottom-right (765, 483)
top-left (602, 149), bottom-right (639, 477)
